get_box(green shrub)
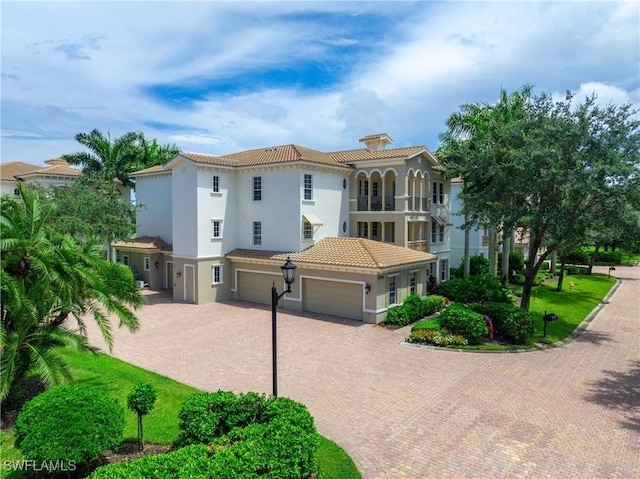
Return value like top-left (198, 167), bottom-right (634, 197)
top-left (127, 383), bottom-right (158, 416)
top-left (450, 254), bottom-right (490, 278)
top-left (14, 384), bottom-right (124, 469)
top-left (178, 390), bottom-right (268, 445)
top-left (498, 251), bottom-right (525, 276)
top-left (469, 302), bottom-right (535, 344)
top-left (421, 295), bottom-right (446, 316)
top-left (94, 392), bottom-right (319, 479)
top-left (403, 294), bottom-right (423, 323)
top-left (435, 275), bottom-right (509, 304)
top-left (594, 250), bottom-right (623, 264)
top-left (439, 303), bottom-right (488, 345)
top-left (411, 317), bottom-right (442, 332)
top-left (407, 328), bottom-right (468, 347)
top-left (383, 305), bottom-right (409, 326)
top-left (562, 247), bottom-right (591, 265)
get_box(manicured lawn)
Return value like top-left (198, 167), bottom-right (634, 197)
top-left (0, 348), bottom-right (361, 479)
top-left (528, 273), bottom-right (617, 344)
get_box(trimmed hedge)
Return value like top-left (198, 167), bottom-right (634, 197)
top-left (469, 302), bottom-right (535, 344)
top-left (384, 294), bottom-right (447, 327)
top-left (439, 303), bottom-right (488, 345)
top-left (434, 275), bottom-right (510, 304)
top-left (90, 391), bottom-right (319, 479)
top-left (14, 384), bottom-right (124, 469)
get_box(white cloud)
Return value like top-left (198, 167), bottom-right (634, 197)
top-left (2, 1), bottom-right (638, 165)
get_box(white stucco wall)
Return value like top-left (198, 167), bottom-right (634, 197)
top-left (195, 167), bottom-right (238, 258)
top-left (135, 173), bottom-right (172, 243)
top-left (449, 181), bottom-right (487, 268)
top-left (172, 162), bottom-right (199, 258)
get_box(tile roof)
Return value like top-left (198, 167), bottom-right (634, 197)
top-left (133, 165), bottom-right (170, 175)
top-left (329, 146), bottom-right (428, 163)
top-left (1, 159), bottom-right (82, 180)
top-left (227, 237), bottom-right (436, 269)
top-left (358, 133), bottom-right (392, 142)
top-left (177, 145), bottom-right (351, 170)
top-left (0, 161), bottom-right (42, 180)
top-left (111, 235), bottom-right (172, 251)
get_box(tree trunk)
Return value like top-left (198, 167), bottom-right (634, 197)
top-left (588, 243), bottom-right (600, 275)
top-left (556, 260), bottom-right (566, 292)
top-left (489, 227), bottom-right (498, 277)
top-left (501, 229), bottom-right (510, 285)
top-left (550, 251), bottom-right (557, 276)
top-left (137, 413), bottom-right (144, 451)
top-left (520, 230), bottom-right (545, 312)
top-left (463, 212), bottom-right (470, 279)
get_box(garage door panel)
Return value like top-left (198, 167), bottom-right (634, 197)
top-left (237, 272), bottom-right (278, 305)
top-left (303, 279), bottom-right (362, 320)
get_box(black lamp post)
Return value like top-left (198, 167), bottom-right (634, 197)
top-left (272, 256), bottom-right (297, 397)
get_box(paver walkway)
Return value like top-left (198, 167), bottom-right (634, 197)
top-left (87, 265), bottom-right (640, 478)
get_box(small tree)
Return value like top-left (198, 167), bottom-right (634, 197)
top-left (127, 383), bottom-right (158, 451)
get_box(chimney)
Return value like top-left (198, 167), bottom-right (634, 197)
top-left (358, 133), bottom-right (393, 151)
top-left (45, 157), bottom-right (70, 167)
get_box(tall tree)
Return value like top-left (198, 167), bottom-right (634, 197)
top-left (1, 185), bottom-right (144, 402)
top-left (64, 130), bottom-right (179, 187)
top-left (440, 87), bottom-right (640, 311)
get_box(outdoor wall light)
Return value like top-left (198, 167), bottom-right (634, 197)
top-left (176, 271), bottom-right (181, 278)
top-left (365, 283), bottom-right (371, 294)
top-left (271, 256), bottom-right (297, 397)
top-left (155, 260), bottom-right (160, 268)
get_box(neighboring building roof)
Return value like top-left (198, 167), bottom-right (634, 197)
top-left (227, 237), bottom-right (436, 270)
top-left (450, 177), bottom-right (464, 184)
top-left (358, 133), bottom-right (392, 143)
top-left (0, 161), bottom-right (41, 180)
top-left (111, 235), bottom-right (173, 252)
top-left (132, 164), bottom-right (170, 176)
top-left (1, 159), bottom-right (82, 181)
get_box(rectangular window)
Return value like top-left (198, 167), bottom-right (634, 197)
top-left (372, 222), bottom-right (378, 237)
top-left (144, 257), bottom-right (150, 271)
top-left (303, 221), bottom-right (313, 240)
top-left (372, 181), bottom-right (379, 197)
top-left (304, 174), bottom-right (313, 200)
top-left (358, 222), bottom-right (369, 238)
top-left (432, 182), bottom-right (438, 204)
top-left (431, 222), bottom-right (437, 243)
top-left (439, 182), bottom-right (444, 204)
top-left (253, 177), bottom-right (262, 201)
top-left (410, 272), bottom-right (417, 295)
top-left (389, 276), bottom-right (397, 305)
top-left (212, 220), bottom-right (222, 238)
top-left (212, 175), bottom-right (219, 193)
top-left (123, 255), bottom-right (129, 266)
top-left (433, 182), bottom-right (444, 204)
top-left (358, 179), bottom-right (369, 196)
top-left (440, 259), bottom-right (448, 282)
top-left (439, 225), bottom-right (445, 243)
top-left (253, 221), bottom-right (262, 245)
top-left (212, 265), bottom-right (222, 284)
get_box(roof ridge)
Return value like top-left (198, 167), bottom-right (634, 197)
top-left (356, 238), bottom-right (384, 268)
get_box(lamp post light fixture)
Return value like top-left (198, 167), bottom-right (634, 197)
top-left (271, 256), bottom-right (297, 397)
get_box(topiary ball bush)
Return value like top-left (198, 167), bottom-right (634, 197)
top-left (13, 383), bottom-right (124, 468)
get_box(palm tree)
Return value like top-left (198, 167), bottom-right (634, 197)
top-left (64, 130), bottom-right (180, 188)
top-left (64, 129), bottom-right (140, 187)
top-left (439, 86), bottom-right (532, 279)
top-left (1, 185), bottom-right (144, 402)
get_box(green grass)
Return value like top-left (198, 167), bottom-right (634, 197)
top-left (528, 273), bottom-right (616, 344)
top-left (411, 317), bottom-right (441, 332)
top-left (1, 349), bottom-right (361, 479)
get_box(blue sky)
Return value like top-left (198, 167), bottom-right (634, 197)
top-left (2, 1), bottom-right (639, 165)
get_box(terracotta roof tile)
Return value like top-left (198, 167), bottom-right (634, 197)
top-left (227, 237), bottom-right (436, 269)
top-left (358, 133), bottom-right (392, 142)
top-left (329, 146), bottom-right (427, 163)
top-left (0, 161), bottom-right (42, 180)
top-left (111, 235), bottom-right (172, 251)
top-left (133, 165), bottom-right (169, 175)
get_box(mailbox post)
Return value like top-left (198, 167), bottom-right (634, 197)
top-left (543, 311), bottom-right (558, 337)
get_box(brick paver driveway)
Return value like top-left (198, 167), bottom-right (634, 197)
top-left (87, 266), bottom-right (640, 478)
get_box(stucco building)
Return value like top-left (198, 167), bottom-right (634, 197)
top-left (113, 134), bottom-right (452, 323)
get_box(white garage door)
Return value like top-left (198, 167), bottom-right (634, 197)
top-left (303, 278), bottom-right (363, 321)
top-left (237, 272), bottom-right (278, 305)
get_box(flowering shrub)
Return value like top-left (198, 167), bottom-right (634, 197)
top-left (407, 328), bottom-right (468, 347)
